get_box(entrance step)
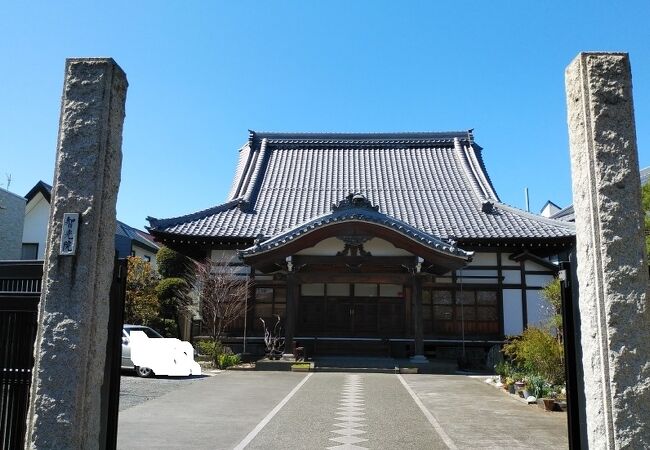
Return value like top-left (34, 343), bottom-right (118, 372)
top-left (313, 356), bottom-right (398, 374)
top-left (312, 356), bottom-right (458, 374)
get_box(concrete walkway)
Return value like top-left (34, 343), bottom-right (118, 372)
top-left (117, 372), bottom-right (568, 449)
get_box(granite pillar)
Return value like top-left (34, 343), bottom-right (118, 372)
top-left (566, 52), bottom-right (650, 448)
top-left (26, 58), bottom-right (127, 449)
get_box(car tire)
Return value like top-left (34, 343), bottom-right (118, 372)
top-left (135, 366), bottom-right (154, 378)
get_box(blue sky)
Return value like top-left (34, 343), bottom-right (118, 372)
top-left (1, 1), bottom-right (648, 230)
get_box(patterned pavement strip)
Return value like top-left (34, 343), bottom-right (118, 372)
top-left (328, 374), bottom-right (368, 450)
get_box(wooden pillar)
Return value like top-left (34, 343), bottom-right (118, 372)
top-left (411, 273), bottom-right (427, 362)
top-left (284, 272), bottom-right (297, 359)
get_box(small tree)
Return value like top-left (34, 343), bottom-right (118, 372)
top-left (125, 256), bottom-right (160, 326)
top-left (503, 327), bottom-right (565, 385)
top-left (193, 253), bottom-right (250, 344)
top-left (542, 277), bottom-right (562, 341)
top-left (155, 246), bottom-right (193, 337)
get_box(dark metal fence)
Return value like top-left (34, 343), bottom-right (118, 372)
top-left (0, 259), bottom-right (126, 449)
top-left (0, 261), bottom-right (42, 450)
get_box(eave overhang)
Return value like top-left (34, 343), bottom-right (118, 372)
top-left (239, 193), bottom-right (473, 273)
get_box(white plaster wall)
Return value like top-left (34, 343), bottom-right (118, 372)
top-left (526, 289), bottom-right (552, 327)
top-left (502, 269), bottom-right (521, 284)
top-left (296, 236), bottom-right (412, 257)
top-left (295, 237), bottom-right (342, 255)
top-left (467, 252), bottom-right (497, 266)
top-left (210, 249), bottom-right (238, 261)
top-left (456, 269), bottom-right (498, 284)
top-left (503, 289), bottom-right (523, 335)
top-left (501, 254), bottom-right (520, 267)
top-left (526, 274), bottom-right (555, 288)
top-left (133, 246), bottom-right (158, 271)
top-left (363, 238), bottom-right (412, 256)
top-left (22, 193), bottom-right (50, 259)
top-left (210, 249), bottom-right (248, 275)
top-left (525, 259), bottom-right (557, 272)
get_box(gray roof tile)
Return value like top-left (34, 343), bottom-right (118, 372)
top-left (148, 131), bottom-right (575, 241)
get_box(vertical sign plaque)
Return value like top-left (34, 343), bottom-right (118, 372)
top-left (60, 213), bottom-right (79, 255)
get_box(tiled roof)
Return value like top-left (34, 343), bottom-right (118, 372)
top-left (148, 131), bottom-right (575, 241)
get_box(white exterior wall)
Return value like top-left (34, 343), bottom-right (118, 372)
top-left (133, 245), bottom-right (158, 271)
top-left (22, 192), bottom-right (50, 259)
top-left (501, 254), bottom-right (520, 267)
top-left (296, 237), bottom-right (411, 257)
top-left (468, 252), bottom-right (497, 266)
top-left (210, 249), bottom-right (248, 275)
top-left (526, 289), bottom-right (552, 328)
top-left (503, 289), bottom-right (523, 335)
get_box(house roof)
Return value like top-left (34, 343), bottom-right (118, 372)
top-left (551, 205), bottom-right (575, 222)
top-left (540, 200), bottom-right (561, 212)
top-left (116, 220), bottom-right (160, 252)
top-left (25, 181), bottom-right (52, 203)
top-left (148, 131), bottom-right (575, 242)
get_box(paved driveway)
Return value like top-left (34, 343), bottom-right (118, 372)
top-left (117, 372), bottom-right (568, 450)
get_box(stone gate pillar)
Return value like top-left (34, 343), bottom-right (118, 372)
top-left (566, 52), bottom-right (650, 448)
top-left (26, 58), bottom-right (127, 449)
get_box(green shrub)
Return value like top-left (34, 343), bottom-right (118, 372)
top-left (149, 318), bottom-right (179, 338)
top-left (156, 246), bottom-right (191, 278)
top-left (217, 353), bottom-right (241, 369)
top-left (195, 339), bottom-right (224, 362)
top-left (526, 374), bottom-right (549, 398)
top-left (503, 327), bottom-right (565, 385)
top-left (195, 339), bottom-right (240, 368)
top-left (155, 277), bottom-right (189, 301)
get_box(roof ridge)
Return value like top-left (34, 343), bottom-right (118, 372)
top-left (251, 130), bottom-right (473, 141)
top-left (454, 138), bottom-right (494, 202)
top-left (465, 143), bottom-right (500, 201)
top-left (240, 138), bottom-right (269, 205)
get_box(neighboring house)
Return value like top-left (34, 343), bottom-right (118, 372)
top-left (148, 130), bottom-right (575, 360)
top-left (0, 187), bottom-right (26, 260)
top-left (22, 181), bottom-right (51, 260)
top-left (539, 200), bottom-right (561, 218)
top-left (551, 166), bottom-right (650, 222)
top-left (115, 220), bottom-right (159, 270)
top-left (21, 181), bottom-right (158, 266)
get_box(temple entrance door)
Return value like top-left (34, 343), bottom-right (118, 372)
top-left (352, 299), bottom-right (378, 334)
top-left (325, 297), bottom-right (354, 334)
top-left (319, 297), bottom-right (403, 336)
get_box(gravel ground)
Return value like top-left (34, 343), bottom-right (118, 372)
top-left (119, 370), bottom-right (212, 411)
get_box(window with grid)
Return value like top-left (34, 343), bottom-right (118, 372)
top-left (254, 287), bottom-right (286, 332)
top-left (424, 288), bottom-right (499, 336)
